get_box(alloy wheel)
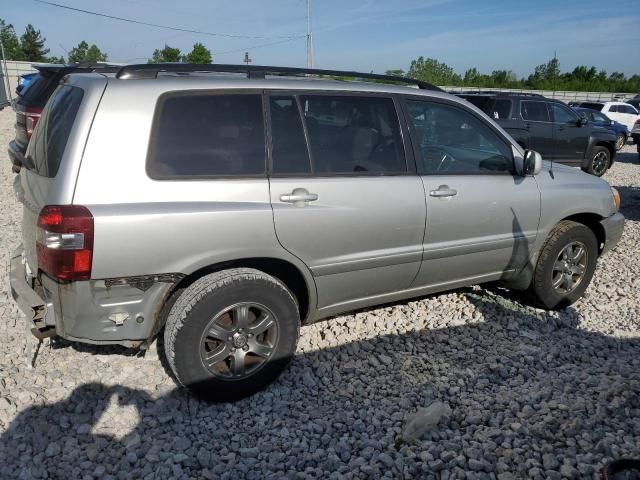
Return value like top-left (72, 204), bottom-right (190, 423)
top-left (199, 302), bottom-right (279, 379)
top-left (551, 241), bottom-right (588, 294)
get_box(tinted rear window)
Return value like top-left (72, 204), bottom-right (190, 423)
top-left (460, 96), bottom-right (493, 113)
top-left (25, 85), bottom-right (84, 178)
top-left (147, 93), bottom-right (265, 178)
top-left (579, 102), bottom-right (604, 111)
top-left (18, 70), bottom-right (62, 109)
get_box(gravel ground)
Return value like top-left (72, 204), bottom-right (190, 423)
top-left (0, 105), bottom-right (639, 479)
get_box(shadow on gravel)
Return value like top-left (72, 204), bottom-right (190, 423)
top-left (613, 148), bottom-right (639, 166)
top-left (1, 291), bottom-right (639, 479)
top-left (615, 186), bottom-right (640, 222)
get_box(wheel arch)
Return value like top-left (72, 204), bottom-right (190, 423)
top-left (559, 213), bottom-right (606, 254)
top-left (175, 257), bottom-right (314, 321)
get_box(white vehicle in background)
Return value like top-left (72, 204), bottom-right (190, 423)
top-left (576, 101), bottom-right (640, 131)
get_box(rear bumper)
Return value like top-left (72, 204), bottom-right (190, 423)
top-left (10, 252), bottom-right (48, 329)
top-left (10, 248), bottom-right (175, 347)
top-left (600, 212), bottom-right (624, 256)
top-left (8, 140), bottom-right (24, 173)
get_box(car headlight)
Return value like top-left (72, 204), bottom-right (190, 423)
top-left (611, 187), bottom-right (621, 211)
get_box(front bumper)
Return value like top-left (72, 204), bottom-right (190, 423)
top-left (600, 212), bottom-right (624, 256)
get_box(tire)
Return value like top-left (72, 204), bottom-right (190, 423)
top-left (164, 268), bottom-right (300, 402)
top-left (583, 146), bottom-right (610, 177)
top-left (614, 133), bottom-right (626, 151)
top-left (529, 220), bottom-right (598, 310)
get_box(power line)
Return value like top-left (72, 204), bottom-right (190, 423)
top-left (32, 0), bottom-right (304, 40)
top-left (214, 36), bottom-right (306, 57)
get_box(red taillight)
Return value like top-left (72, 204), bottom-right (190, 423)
top-left (25, 107), bottom-right (42, 138)
top-left (36, 205), bottom-right (94, 282)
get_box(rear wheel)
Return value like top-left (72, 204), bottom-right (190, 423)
top-left (529, 221), bottom-right (598, 310)
top-left (164, 268), bottom-right (300, 402)
top-left (583, 146), bottom-right (610, 177)
top-left (615, 133), bottom-right (626, 151)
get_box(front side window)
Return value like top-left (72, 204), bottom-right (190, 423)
top-left (609, 105), bottom-right (618, 113)
top-left (592, 112), bottom-right (609, 123)
top-left (298, 95), bottom-right (405, 175)
top-left (26, 85), bottom-right (84, 178)
top-left (406, 100), bottom-right (513, 175)
top-left (148, 93), bottom-right (265, 178)
top-left (521, 101), bottom-right (550, 122)
top-left (550, 103), bottom-right (579, 123)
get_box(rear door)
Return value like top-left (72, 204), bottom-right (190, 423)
top-left (519, 100), bottom-right (555, 157)
top-left (403, 97), bottom-right (540, 288)
top-left (267, 92), bottom-right (426, 310)
top-left (549, 102), bottom-right (588, 163)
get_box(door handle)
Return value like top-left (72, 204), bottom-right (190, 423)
top-left (280, 188), bottom-right (318, 206)
top-left (429, 185), bottom-right (457, 198)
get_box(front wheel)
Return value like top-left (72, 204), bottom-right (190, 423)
top-left (164, 268), bottom-right (300, 402)
top-left (614, 133), bottom-right (626, 151)
top-left (529, 221), bottom-right (598, 310)
top-left (583, 146), bottom-right (610, 177)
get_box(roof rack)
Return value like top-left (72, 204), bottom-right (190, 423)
top-left (115, 63), bottom-right (442, 91)
top-left (453, 90), bottom-right (544, 98)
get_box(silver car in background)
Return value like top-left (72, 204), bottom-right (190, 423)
top-left (10, 64), bottom-right (624, 401)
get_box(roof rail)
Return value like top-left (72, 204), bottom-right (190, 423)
top-left (453, 90), bottom-right (544, 98)
top-left (115, 63), bottom-right (442, 91)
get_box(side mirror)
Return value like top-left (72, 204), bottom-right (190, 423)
top-left (523, 150), bottom-right (542, 176)
top-left (610, 120), bottom-right (615, 126)
top-left (577, 117), bottom-right (587, 126)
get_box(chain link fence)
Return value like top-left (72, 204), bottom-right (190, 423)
top-left (443, 86), bottom-right (636, 102)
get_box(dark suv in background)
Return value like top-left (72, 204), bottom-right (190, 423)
top-left (457, 92), bottom-right (617, 176)
top-left (8, 63), bottom-right (118, 173)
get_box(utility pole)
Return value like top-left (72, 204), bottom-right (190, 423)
top-left (243, 52), bottom-right (252, 65)
top-left (306, 0), bottom-right (313, 68)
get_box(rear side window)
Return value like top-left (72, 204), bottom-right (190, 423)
top-left (609, 105), bottom-right (618, 113)
top-left (299, 95), bottom-right (405, 175)
top-left (25, 85), bottom-right (84, 178)
top-left (491, 99), bottom-right (511, 119)
top-left (269, 96), bottom-right (311, 174)
top-left (148, 93), bottom-right (265, 178)
top-left (521, 101), bottom-right (550, 122)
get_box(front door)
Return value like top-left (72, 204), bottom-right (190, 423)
top-left (403, 98), bottom-right (541, 288)
top-left (267, 93), bottom-right (426, 310)
top-left (549, 102), bottom-right (589, 163)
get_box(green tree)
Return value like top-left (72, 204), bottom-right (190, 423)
top-left (0, 18), bottom-right (24, 60)
top-left (67, 41), bottom-right (108, 63)
top-left (185, 42), bottom-right (212, 64)
top-left (407, 57), bottom-right (461, 85)
top-left (46, 55), bottom-right (66, 64)
top-left (20, 24), bottom-right (49, 61)
top-left (463, 67), bottom-right (481, 85)
top-left (148, 44), bottom-right (182, 63)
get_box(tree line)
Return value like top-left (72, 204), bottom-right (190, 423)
top-left (388, 56), bottom-right (640, 93)
top-left (0, 18), bottom-right (212, 64)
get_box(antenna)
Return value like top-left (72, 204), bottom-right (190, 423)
top-left (306, 0), bottom-right (313, 68)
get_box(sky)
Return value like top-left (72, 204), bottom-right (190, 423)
top-left (3, 0), bottom-right (640, 77)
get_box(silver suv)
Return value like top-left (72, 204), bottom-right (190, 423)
top-left (10, 64), bottom-right (624, 401)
